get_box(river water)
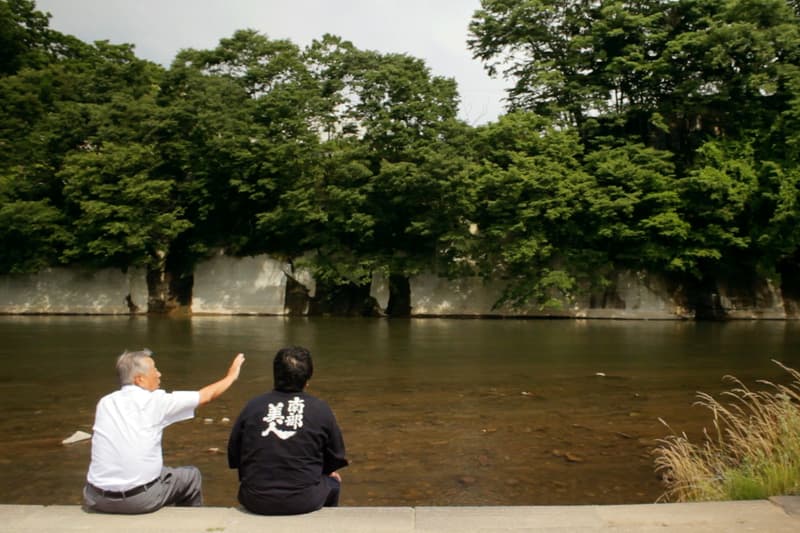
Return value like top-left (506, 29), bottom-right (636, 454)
top-left (1, 315), bottom-right (799, 507)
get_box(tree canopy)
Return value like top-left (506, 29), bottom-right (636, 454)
top-left (3, 0), bottom-right (800, 314)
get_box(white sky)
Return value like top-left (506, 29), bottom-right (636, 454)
top-left (34, 0), bottom-right (509, 125)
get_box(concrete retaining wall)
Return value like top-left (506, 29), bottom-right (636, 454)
top-left (404, 270), bottom-right (692, 319)
top-left (191, 253), bottom-right (289, 315)
top-left (0, 267), bottom-right (146, 314)
top-left (0, 254), bottom-right (792, 318)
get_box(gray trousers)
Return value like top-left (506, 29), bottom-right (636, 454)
top-left (83, 466), bottom-right (203, 514)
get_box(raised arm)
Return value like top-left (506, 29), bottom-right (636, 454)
top-left (198, 353), bottom-right (245, 406)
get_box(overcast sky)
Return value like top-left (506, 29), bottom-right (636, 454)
top-left (34, 0), bottom-right (509, 125)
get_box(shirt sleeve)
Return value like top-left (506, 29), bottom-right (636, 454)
top-left (322, 407), bottom-right (349, 474)
top-left (157, 390), bottom-right (200, 427)
top-left (227, 409), bottom-right (244, 470)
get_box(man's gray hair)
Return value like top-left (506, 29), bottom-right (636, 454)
top-left (116, 349), bottom-right (154, 385)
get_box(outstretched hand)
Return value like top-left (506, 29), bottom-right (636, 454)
top-left (199, 353), bottom-right (246, 406)
top-left (228, 353), bottom-right (245, 380)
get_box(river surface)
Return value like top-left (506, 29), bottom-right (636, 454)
top-left (1, 316), bottom-right (799, 507)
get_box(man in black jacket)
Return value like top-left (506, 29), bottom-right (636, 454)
top-left (228, 346), bottom-right (348, 515)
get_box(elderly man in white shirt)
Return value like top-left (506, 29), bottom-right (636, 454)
top-left (83, 348), bottom-right (245, 514)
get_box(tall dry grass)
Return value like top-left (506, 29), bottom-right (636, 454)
top-left (654, 360), bottom-right (800, 502)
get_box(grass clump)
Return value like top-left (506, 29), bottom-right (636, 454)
top-left (654, 360), bottom-right (800, 502)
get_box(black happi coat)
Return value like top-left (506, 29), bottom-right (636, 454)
top-left (228, 390), bottom-right (348, 515)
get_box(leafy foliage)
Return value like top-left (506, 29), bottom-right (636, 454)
top-left (469, 111), bottom-right (596, 307)
top-left (4, 0), bottom-right (800, 313)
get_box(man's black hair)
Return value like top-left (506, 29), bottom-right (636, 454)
top-left (273, 346), bottom-right (313, 392)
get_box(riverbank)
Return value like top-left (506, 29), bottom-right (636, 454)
top-left (3, 498), bottom-right (800, 532)
top-left (1, 257), bottom-right (793, 319)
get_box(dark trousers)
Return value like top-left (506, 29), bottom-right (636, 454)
top-left (83, 466), bottom-right (202, 514)
top-left (240, 475), bottom-right (341, 515)
top-left (323, 475), bottom-right (341, 507)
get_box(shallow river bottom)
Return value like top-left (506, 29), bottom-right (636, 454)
top-left (2, 316), bottom-right (799, 507)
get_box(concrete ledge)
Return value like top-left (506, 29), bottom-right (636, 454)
top-left (3, 500), bottom-right (800, 532)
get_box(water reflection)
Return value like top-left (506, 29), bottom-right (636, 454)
top-left (1, 316), bottom-right (799, 506)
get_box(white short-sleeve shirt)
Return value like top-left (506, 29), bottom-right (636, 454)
top-left (86, 385), bottom-right (200, 491)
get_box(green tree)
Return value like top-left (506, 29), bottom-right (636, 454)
top-left (0, 2), bottom-right (149, 274)
top-left (468, 0), bottom-right (667, 131)
top-left (0, 7), bottom-right (188, 279)
top-left (173, 30), bottom-right (323, 259)
top-left (676, 140), bottom-right (758, 278)
top-left (0, 0), bottom-right (58, 74)
top-left (469, 111), bottom-right (596, 308)
top-left (469, 0), bottom-right (800, 306)
top-left (265, 37), bottom-right (473, 300)
top-left (583, 141), bottom-right (688, 273)
top-left (154, 57), bottom-right (261, 271)
top-left (0, 193), bottom-right (71, 273)
top-left (338, 48), bottom-right (468, 280)
top-left (59, 141), bottom-right (191, 269)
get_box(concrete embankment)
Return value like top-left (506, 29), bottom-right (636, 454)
top-left (3, 498), bottom-right (800, 532)
top-left (1, 254), bottom-right (793, 319)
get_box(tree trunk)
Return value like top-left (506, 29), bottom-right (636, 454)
top-left (386, 274), bottom-right (411, 317)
